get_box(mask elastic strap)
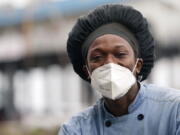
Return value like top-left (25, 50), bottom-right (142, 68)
top-left (85, 65), bottom-right (91, 79)
top-left (132, 58), bottom-right (139, 74)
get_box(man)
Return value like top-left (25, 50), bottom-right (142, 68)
top-left (59, 4), bottom-right (180, 135)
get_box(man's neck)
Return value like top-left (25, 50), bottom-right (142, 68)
top-left (104, 82), bottom-right (140, 117)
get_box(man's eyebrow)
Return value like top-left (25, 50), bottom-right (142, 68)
top-left (89, 48), bottom-right (103, 53)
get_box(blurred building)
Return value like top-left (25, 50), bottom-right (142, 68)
top-left (0, 0), bottom-right (179, 128)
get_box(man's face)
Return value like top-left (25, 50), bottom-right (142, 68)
top-left (86, 34), bottom-right (142, 76)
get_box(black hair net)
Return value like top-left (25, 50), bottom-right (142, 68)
top-left (67, 4), bottom-right (155, 81)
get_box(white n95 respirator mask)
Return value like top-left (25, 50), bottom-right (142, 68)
top-left (90, 61), bottom-right (138, 100)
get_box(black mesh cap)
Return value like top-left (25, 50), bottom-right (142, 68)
top-left (67, 4), bottom-right (155, 81)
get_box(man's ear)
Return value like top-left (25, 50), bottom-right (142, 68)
top-left (136, 58), bottom-right (143, 75)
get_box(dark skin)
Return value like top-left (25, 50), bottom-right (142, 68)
top-left (85, 34), bottom-right (143, 117)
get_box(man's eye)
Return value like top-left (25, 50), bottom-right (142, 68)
top-left (91, 55), bottom-right (103, 61)
top-left (115, 53), bottom-right (126, 58)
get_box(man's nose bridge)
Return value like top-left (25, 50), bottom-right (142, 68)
top-left (104, 54), bottom-right (116, 64)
